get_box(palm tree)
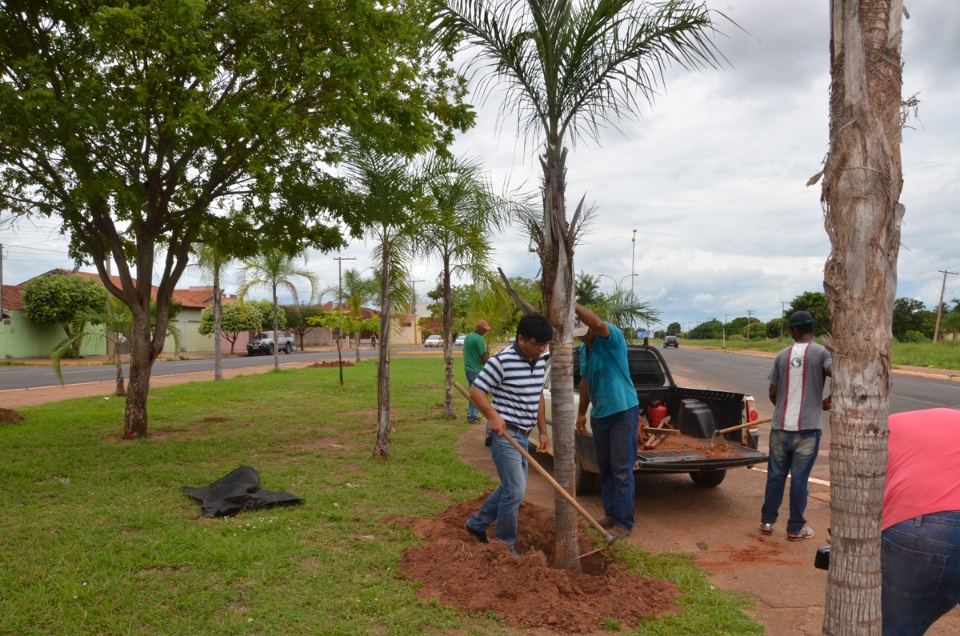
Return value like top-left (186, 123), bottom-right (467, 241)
top-left (339, 139), bottom-right (421, 458)
top-left (341, 268), bottom-right (378, 363)
top-left (818, 1), bottom-right (905, 631)
top-left (236, 250), bottom-right (320, 372)
top-left (434, 0), bottom-right (724, 570)
top-left (596, 285), bottom-right (660, 336)
top-left (414, 154), bottom-right (503, 419)
top-left (190, 242), bottom-right (232, 381)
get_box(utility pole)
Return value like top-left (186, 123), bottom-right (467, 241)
top-left (723, 313), bottom-right (729, 348)
top-left (779, 301), bottom-right (788, 339)
top-left (411, 279), bottom-right (424, 345)
top-left (333, 256), bottom-right (356, 310)
top-left (933, 269), bottom-right (958, 343)
top-left (631, 229), bottom-right (637, 339)
top-left (746, 310), bottom-right (755, 340)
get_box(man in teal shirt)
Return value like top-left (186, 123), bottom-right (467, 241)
top-left (463, 320), bottom-right (491, 423)
top-left (574, 304), bottom-right (639, 538)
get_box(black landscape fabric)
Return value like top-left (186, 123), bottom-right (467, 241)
top-left (183, 466), bottom-right (303, 517)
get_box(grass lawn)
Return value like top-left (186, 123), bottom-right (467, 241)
top-left (680, 338), bottom-right (960, 370)
top-left (0, 358), bottom-right (761, 635)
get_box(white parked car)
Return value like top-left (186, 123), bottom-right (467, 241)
top-left (424, 335), bottom-right (444, 348)
top-left (454, 335), bottom-right (467, 347)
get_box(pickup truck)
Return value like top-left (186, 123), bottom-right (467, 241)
top-left (246, 331), bottom-right (294, 356)
top-left (535, 344), bottom-right (767, 493)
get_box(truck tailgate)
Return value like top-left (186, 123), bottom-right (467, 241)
top-left (636, 445), bottom-right (767, 472)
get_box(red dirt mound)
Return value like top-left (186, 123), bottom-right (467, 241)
top-left (308, 360), bottom-right (354, 368)
top-left (0, 408), bottom-right (25, 424)
top-left (390, 497), bottom-right (679, 634)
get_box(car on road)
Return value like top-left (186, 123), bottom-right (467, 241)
top-left (454, 335), bottom-right (466, 347)
top-left (424, 335), bottom-right (444, 348)
top-left (663, 335), bottom-right (679, 348)
top-left (247, 331), bottom-right (294, 356)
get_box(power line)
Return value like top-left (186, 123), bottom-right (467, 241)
top-left (933, 269), bottom-right (959, 343)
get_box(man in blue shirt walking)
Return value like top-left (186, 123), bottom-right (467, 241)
top-left (574, 303), bottom-right (640, 538)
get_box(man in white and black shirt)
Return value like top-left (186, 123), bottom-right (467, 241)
top-left (464, 313), bottom-right (553, 557)
top-left (759, 310), bottom-right (832, 541)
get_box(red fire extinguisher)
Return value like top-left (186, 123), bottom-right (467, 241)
top-left (647, 400), bottom-right (668, 427)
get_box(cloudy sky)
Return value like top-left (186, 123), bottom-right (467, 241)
top-left (2, 1), bottom-right (958, 330)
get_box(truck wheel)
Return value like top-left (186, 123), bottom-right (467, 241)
top-left (575, 452), bottom-right (597, 495)
top-left (689, 470), bottom-right (726, 488)
top-left (269, 344), bottom-right (275, 355)
top-left (283, 343), bottom-right (291, 354)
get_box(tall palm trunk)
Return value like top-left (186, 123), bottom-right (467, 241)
top-left (541, 136), bottom-right (582, 572)
top-left (442, 256), bottom-right (455, 419)
top-left (374, 240), bottom-right (393, 458)
top-left (821, 1), bottom-right (904, 632)
top-left (271, 285), bottom-right (281, 371)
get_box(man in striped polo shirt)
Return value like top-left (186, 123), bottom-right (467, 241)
top-left (464, 313), bottom-right (553, 557)
top-left (760, 310), bottom-right (833, 541)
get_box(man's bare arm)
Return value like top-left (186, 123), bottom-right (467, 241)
top-left (575, 304), bottom-right (610, 338)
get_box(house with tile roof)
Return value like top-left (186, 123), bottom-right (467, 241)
top-left (0, 270), bottom-right (230, 360)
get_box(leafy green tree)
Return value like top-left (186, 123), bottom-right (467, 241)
top-left (244, 300), bottom-right (286, 333)
top-left (891, 297), bottom-right (926, 342)
top-left (237, 250), bottom-right (319, 371)
top-left (741, 317), bottom-right (764, 340)
top-left (688, 319), bottom-right (722, 340)
top-left (282, 305), bottom-right (325, 351)
top-left (766, 317), bottom-right (786, 339)
top-left (434, 0), bottom-right (725, 570)
top-left (0, 0), bottom-right (470, 438)
top-left (22, 274), bottom-right (107, 358)
top-left (666, 322), bottom-right (682, 336)
top-left (576, 272), bottom-right (603, 307)
top-left (788, 291), bottom-right (831, 335)
top-left (311, 310), bottom-right (362, 386)
top-left (199, 303), bottom-right (263, 355)
top-left (415, 154), bottom-right (503, 419)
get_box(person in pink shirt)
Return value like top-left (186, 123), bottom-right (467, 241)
top-left (882, 408), bottom-right (960, 635)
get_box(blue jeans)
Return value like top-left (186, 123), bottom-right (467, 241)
top-left (882, 511), bottom-right (960, 636)
top-left (592, 405), bottom-right (639, 530)
top-left (465, 370), bottom-right (480, 421)
top-left (761, 428), bottom-right (821, 534)
top-left (466, 428), bottom-right (529, 547)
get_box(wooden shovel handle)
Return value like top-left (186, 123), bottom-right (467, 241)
top-left (715, 418), bottom-right (772, 436)
top-left (452, 381), bottom-right (616, 543)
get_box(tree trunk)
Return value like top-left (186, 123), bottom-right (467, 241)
top-left (213, 272), bottom-right (223, 382)
top-left (821, 1), bottom-right (904, 633)
top-left (540, 136), bottom-right (582, 572)
top-left (442, 256), bottom-right (455, 419)
top-left (355, 331), bottom-right (361, 363)
top-left (123, 305), bottom-right (160, 439)
top-left (374, 239), bottom-right (392, 458)
top-left (114, 347), bottom-right (126, 397)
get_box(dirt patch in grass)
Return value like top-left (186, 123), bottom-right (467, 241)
top-left (0, 407), bottom-right (25, 424)
top-left (391, 497), bottom-right (679, 634)
top-left (199, 416), bottom-right (229, 423)
top-left (308, 360), bottom-right (354, 368)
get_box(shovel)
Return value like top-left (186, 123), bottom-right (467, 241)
top-left (710, 418), bottom-right (772, 447)
top-left (453, 381), bottom-right (619, 558)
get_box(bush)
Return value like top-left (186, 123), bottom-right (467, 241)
top-left (902, 330), bottom-right (929, 343)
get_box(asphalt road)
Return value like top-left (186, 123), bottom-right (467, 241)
top-left (0, 347), bottom-right (392, 391)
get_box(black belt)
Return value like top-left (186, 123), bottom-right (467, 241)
top-left (504, 423), bottom-right (533, 437)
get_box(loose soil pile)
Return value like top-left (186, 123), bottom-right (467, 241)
top-left (0, 407), bottom-right (24, 424)
top-left (390, 496), bottom-right (679, 634)
top-left (307, 360), bottom-right (354, 368)
top-left (644, 434), bottom-right (746, 458)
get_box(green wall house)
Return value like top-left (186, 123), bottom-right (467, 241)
top-left (1, 271), bottom-right (225, 360)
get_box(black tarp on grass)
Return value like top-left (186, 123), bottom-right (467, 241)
top-left (183, 466), bottom-right (302, 517)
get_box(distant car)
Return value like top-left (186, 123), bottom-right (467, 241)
top-left (454, 335), bottom-right (467, 347)
top-left (663, 335), bottom-right (679, 349)
top-left (424, 335), bottom-right (444, 348)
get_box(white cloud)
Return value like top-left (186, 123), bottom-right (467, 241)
top-left (3, 1), bottom-right (958, 326)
